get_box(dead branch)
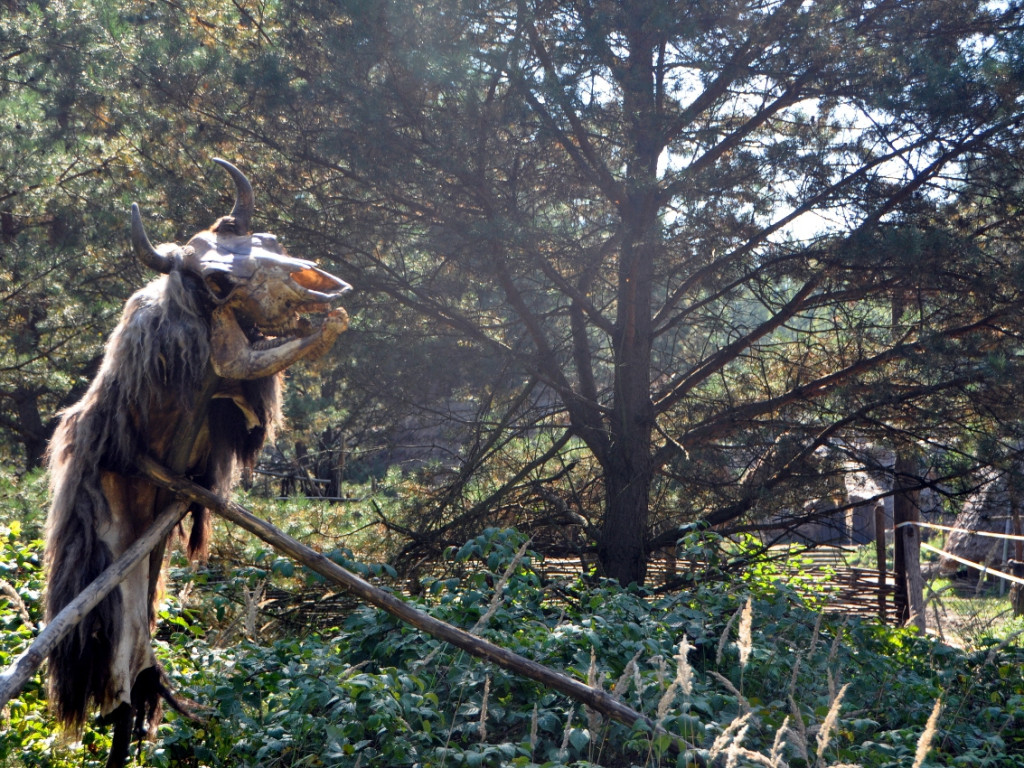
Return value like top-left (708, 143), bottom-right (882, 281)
top-left (134, 454), bottom-right (704, 764)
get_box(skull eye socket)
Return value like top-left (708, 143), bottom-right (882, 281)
top-left (291, 267), bottom-right (345, 293)
top-left (205, 272), bottom-right (235, 300)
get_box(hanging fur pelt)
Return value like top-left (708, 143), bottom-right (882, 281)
top-left (44, 159), bottom-right (350, 767)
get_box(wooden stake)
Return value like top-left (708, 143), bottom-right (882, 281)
top-left (874, 503), bottom-right (887, 624)
top-left (134, 454), bottom-right (703, 763)
top-left (893, 452), bottom-right (925, 633)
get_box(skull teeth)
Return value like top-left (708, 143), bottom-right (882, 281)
top-left (252, 336), bottom-right (291, 351)
top-left (248, 310), bottom-right (325, 349)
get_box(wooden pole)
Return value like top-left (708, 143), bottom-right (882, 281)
top-left (0, 502), bottom-right (189, 711)
top-left (134, 454), bottom-right (703, 762)
top-left (1012, 504), bottom-right (1024, 617)
top-left (892, 452), bottom-right (925, 632)
top-left (874, 503), bottom-right (887, 624)
top-left (889, 299), bottom-right (925, 632)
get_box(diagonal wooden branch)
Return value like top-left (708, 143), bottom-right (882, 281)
top-left (0, 501), bottom-right (190, 711)
top-left (0, 448), bottom-right (702, 759)
top-left (133, 454), bottom-right (705, 765)
top-left (653, 275), bottom-right (822, 412)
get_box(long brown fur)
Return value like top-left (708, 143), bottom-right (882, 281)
top-left (44, 268), bottom-right (281, 733)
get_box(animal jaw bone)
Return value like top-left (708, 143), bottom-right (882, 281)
top-left (210, 304), bottom-right (349, 379)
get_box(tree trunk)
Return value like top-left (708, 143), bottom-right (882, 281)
top-left (11, 387), bottom-right (48, 471)
top-left (599, 219), bottom-right (656, 587)
top-left (599, 447), bottom-right (653, 586)
top-left (596, 24), bottom-right (661, 587)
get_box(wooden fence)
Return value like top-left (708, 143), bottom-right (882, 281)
top-left (529, 546), bottom-right (897, 622)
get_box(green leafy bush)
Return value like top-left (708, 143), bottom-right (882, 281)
top-left (1, 488), bottom-right (1023, 767)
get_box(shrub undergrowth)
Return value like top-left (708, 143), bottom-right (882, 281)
top-left (1, 470), bottom-right (1023, 766)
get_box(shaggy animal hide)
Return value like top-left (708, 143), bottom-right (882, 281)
top-left (43, 159), bottom-right (349, 768)
top-left (45, 269), bottom-right (281, 730)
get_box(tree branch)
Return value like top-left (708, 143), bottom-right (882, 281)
top-left (134, 455), bottom-right (704, 763)
top-left (654, 309), bottom-right (1019, 470)
top-left (654, 275), bottom-right (821, 412)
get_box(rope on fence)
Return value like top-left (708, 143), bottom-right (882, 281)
top-left (917, 541), bottom-right (1024, 588)
top-left (895, 520), bottom-right (1024, 543)
top-left (891, 521), bottom-right (1024, 587)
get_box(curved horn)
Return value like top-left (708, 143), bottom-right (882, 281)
top-left (212, 157), bottom-right (254, 235)
top-left (131, 203), bottom-right (176, 273)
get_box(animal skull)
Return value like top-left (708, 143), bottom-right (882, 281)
top-left (131, 158), bottom-right (351, 379)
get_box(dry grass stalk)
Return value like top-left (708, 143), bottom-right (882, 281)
top-left (826, 624), bottom-right (844, 701)
top-left (710, 670), bottom-right (751, 713)
top-left (738, 598), bottom-right (754, 669)
top-left (809, 612), bottom-right (823, 653)
top-left (717, 605), bottom-right (742, 665)
top-left (612, 649), bottom-right (643, 700)
top-left (788, 695), bottom-right (810, 763)
top-left (418, 535), bottom-right (531, 669)
top-left (470, 536), bottom-right (532, 635)
top-left (656, 635), bottom-right (696, 720)
top-left (654, 654), bottom-right (668, 689)
top-left (529, 703), bottom-right (539, 757)
top-left (559, 705), bottom-right (575, 756)
top-left (656, 677), bottom-right (679, 720)
top-left (478, 675), bottom-right (490, 743)
top-left (912, 697), bottom-right (942, 768)
top-left (586, 647), bottom-right (604, 732)
top-left (814, 681), bottom-right (850, 767)
top-left (0, 580), bottom-right (33, 630)
top-left (730, 747), bottom-right (777, 767)
top-left (770, 715), bottom-right (791, 768)
top-left (674, 635), bottom-right (694, 696)
top-left (708, 711), bottom-right (753, 763)
top-left (827, 623), bottom-right (843, 664)
top-left (242, 579), bottom-right (266, 641)
top-left (788, 652), bottom-right (803, 699)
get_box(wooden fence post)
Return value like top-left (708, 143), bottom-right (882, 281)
top-left (874, 503), bottom-right (887, 624)
top-left (1012, 503), bottom-right (1024, 617)
top-left (893, 452), bottom-right (925, 632)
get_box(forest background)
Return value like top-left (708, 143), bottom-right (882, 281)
top-left (3, 0), bottom-right (1024, 765)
